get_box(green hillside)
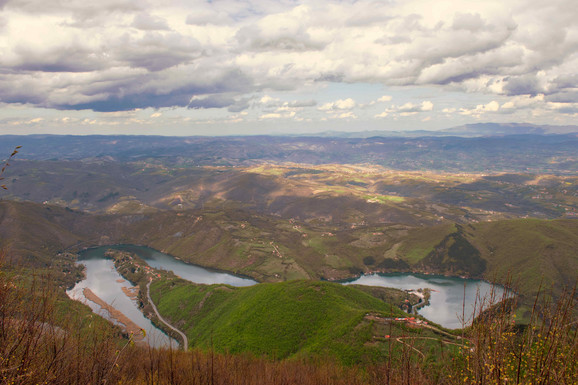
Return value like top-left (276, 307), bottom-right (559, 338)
top-left (467, 219), bottom-right (578, 302)
top-left (391, 219), bottom-right (578, 309)
top-left (149, 279), bottom-right (439, 364)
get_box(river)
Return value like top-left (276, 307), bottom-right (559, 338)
top-left (67, 245), bottom-right (256, 348)
top-left (68, 245), bottom-right (508, 344)
top-left (108, 244), bottom-right (256, 287)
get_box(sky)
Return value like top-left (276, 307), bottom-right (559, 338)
top-left (0, 0), bottom-right (577, 136)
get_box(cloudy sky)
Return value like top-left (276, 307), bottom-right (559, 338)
top-left (0, 0), bottom-right (577, 136)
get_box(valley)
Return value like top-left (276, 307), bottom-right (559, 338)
top-left (0, 133), bottom-right (576, 374)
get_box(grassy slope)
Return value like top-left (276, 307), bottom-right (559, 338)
top-left (150, 279), bottom-right (416, 364)
top-left (466, 219), bottom-right (578, 301)
top-left (387, 219), bottom-right (578, 303)
top-left (2, 199), bottom-right (577, 370)
top-left (0, 201), bottom-right (84, 255)
top-left (396, 223), bottom-right (457, 264)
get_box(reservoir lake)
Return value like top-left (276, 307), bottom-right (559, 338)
top-left (68, 245), bottom-right (508, 346)
top-left (67, 245), bottom-right (256, 348)
top-left (343, 273), bottom-right (508, 329)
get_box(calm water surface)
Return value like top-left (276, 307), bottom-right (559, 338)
top-left (343, 272), bottom-right (508, 329)
top-left (67, 245), bottom-right (256, 347)
top-left (111, 245), bottom-right (256, 287)
top-left (70, 245), bottom-right (506, 335)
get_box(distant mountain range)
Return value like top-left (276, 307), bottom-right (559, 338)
top-left (441, 122), bottom-right (578, 136)
top-left (1, 125), bottom-right (576, 173)
top-left (293, 122), bottom-right (578, 138)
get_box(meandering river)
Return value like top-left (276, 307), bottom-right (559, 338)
top-left (68, 245), bottom-right (508, 346)
top-left (67, 245), bottom-right (256, 348)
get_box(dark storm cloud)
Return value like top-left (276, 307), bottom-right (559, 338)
top-left (51, 68), bottom-right (255, 112)
top-left (60, 92), bottom-right (192, 112)
top-left (0, 81), bottom-right (45, 105)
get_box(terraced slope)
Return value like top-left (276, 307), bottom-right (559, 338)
top-left (1, 200), bottom-right (576, 306)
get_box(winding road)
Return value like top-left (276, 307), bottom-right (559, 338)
top-left (146, 280), bottom-right (188, 351)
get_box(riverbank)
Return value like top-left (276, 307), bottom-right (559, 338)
top-left (82, 288), bottom-right (146, 343)
top-left (108, 248), bottom-right (187, 349)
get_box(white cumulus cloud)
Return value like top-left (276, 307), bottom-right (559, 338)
top-left (318, 98), bottom-right (356, 111)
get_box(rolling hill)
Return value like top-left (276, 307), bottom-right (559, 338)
top-left (1, 198), bottom-right (576, 307)
top-left (148, 278), bottom-right (438, 364)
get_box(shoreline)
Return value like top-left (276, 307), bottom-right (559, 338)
top-left (78, 244), bottom-right (259, 283)
top-left (82, 288), bottom-right (146, 343)
top-left (70, 244), bottom-right (508, 291)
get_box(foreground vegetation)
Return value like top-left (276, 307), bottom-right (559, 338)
top-left (1, 258), bottom-right (576, 384)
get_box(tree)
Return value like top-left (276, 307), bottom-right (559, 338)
top-left (0, 146), bottom-right (21, 190)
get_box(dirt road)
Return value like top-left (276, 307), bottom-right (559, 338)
top-left (146, 280), bottom-right (188, 350)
